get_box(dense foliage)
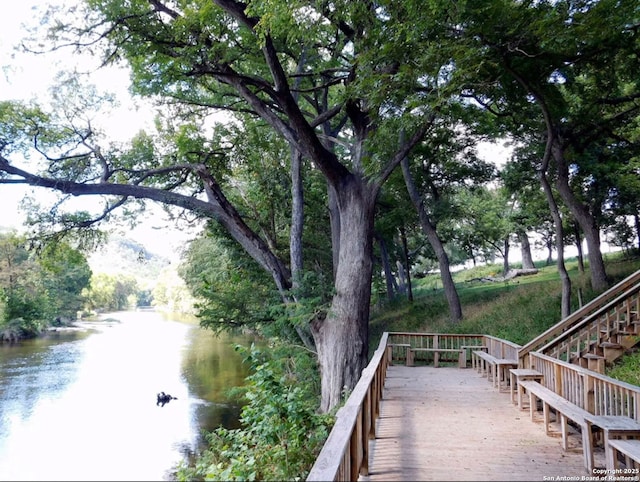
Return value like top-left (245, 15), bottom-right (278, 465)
top-left (0, 232), bottom-right (91, 339)
top-left (176, 344), bottom-right (333, 481)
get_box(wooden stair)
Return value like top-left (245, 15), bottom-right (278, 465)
top-left (581, 353), bottom-right (605, 373)
top-left (567, 325), bottom-right (638, 373)
top-left (519, 269), bottom-right (640, 374)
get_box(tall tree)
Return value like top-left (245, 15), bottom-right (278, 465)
top-left (446, 0), bottom-right (640, 291)
top-left (0, 0), bottom-right (449, 412)
top-left (399, 120), bottom-right (494, 321)
top-left (0, 233), bottom-right (91, 330)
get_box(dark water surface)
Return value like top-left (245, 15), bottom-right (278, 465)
top-left (0, 311), bottom-right (253, 481)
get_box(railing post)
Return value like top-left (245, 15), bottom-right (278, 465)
top-left (351, 408), bottom-right (362, 480)
top-left (369, 372), bottom-right (377, 439)
top-left (362, 391), bottom-right (370, 475)
top-left (584, 374), bottom-right (595, 414)
top-left (555, 362), bottom-right (563, 397)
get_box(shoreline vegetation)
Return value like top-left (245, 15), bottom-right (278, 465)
top-left (0, 315), bottom-right (119, 342)
top-left (0, 310), bottom-right (147, 342)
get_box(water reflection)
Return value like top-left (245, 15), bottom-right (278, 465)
top-left (0, 311), bottom-right (253, 481)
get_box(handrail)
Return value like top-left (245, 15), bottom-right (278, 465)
top-left (387, 332), bottom-right (485, 350)
top-left (529, 351), bottom-right (640, 418)
top-left (483, 335), bottom-right (521, 359)
top-left (519, 269), bottom-right (640, 366)
top-left (537, 284), bottom-right (640, 361)
top-left (306, 332), bottom-right (389, 481)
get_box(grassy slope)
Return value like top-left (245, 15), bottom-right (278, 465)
top-left (369, 251), bottom-right (640, 383)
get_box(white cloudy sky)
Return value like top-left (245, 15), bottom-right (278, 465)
top-left (0, 0), bottom-right (200, 259)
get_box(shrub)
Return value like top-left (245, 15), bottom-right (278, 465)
top-left (176, 344), bottom-right (334, 481)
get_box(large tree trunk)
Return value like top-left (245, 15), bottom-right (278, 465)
top-left (401, 157), bottom-right (462, 322)
top-left (311, 178), bottom-right (375, 413)
top-left (553, 143), bottom-right (608, 291)
top-left (518, 231), bottom-right (535, 270)
top-left (539, 169), bottom-right (572, 318)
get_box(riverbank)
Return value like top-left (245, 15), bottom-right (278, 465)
top-left (1, 316), bottom-right (121, 343)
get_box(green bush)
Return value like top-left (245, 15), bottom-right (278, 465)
top-left (176, 344), bottom-right (334, 481)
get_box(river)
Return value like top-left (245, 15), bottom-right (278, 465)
top-left (0, 311), bottom-right (254, 481)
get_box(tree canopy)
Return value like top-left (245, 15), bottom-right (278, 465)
top-left (0, 0), bottom-right (638, 411)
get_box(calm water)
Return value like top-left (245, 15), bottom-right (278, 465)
top-left (0, 311), bottom-right (253, 481)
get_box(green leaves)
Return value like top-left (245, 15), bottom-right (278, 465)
top-left (0, 101), bottom-right (53, 155)
top-left (176, 344), bottom-right (333, 481)
top-left (179, 235), bottom-right (277, 330)
top-left (0, 232), bottom-right (91, 335)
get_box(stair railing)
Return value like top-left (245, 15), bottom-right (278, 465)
top-left (518, 269), bottom-right (640, 367)
top-left (537, 285), bottom-right (640, 363)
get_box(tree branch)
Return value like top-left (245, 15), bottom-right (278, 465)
top-left (0, 154), bottom-right (292, 292)
top-left (376, 117), bottom-right (435, 189)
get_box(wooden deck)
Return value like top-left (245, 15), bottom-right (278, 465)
top-left (360, 365), bottom-right (603, 481)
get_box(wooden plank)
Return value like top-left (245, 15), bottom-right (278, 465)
top-left (606, 439), bottom-right (640, 471)
top-left (360, 366), bottom-right (595, 481)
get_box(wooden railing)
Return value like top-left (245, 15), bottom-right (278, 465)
top-left (529, 351), bottom-right (640, 418)
top-left (385, 332), bottom-right (521, 366)
top-left (386, 332), bottom-right (485, 364)
top-left (306, 333), bottom-right (390, 481)
top-left (538, 285), bottom-right (640, 364)
top-left (519, 269), bottom-right (640, 367)
top-left (539, 284), bottom-right (640, 361)
top-left (387, 332), bottom-right (485, 349)
top-left (484, 335), bottom-right (521, 360)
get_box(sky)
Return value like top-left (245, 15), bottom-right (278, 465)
top-left (0, 0), bottom-right (200, 260)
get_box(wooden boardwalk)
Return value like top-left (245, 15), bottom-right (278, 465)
top-left (360, 365), bottom-right (604, 481)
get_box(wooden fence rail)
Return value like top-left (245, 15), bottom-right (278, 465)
top-left (306, 333), bottom-right (389, 481)
top-left (529, 351), bottom-right (640, 418)
top-left (519, 270), bottom-right (640, 367)
top-left (484, 334), bottom-right (521, 360)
